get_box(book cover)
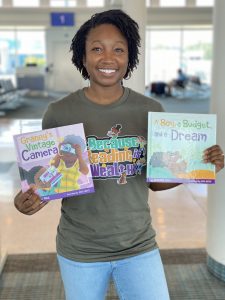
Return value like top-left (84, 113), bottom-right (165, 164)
top-left (13, 123), bottom-right (95, 201)
top-left (147, 112), bottom-right (217, 184)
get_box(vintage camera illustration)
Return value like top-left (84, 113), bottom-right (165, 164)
top-left (60, 143), bottom-right (76, 155)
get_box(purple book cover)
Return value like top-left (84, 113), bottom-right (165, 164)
top-left (13, 123), bottom-right (95, 201)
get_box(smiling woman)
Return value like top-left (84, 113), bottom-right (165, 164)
top-left (14, 9), bottom-right (224, 300)
top-left (83, 24), bottom-right (129, 96)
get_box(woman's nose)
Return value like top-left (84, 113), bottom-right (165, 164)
top-left (101, 50), bottom-right (114, 61)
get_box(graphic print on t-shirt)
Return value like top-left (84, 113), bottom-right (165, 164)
top-left (87, 124), bottom-right (146, 184)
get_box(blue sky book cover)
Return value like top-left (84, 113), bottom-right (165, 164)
top-left (147, 112), bottom-right (217, 184)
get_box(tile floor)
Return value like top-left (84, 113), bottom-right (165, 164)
top-left (0, 119), bottom-right (207, 257)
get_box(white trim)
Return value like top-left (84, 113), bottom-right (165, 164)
top-left (0, 251), bottom-right (8, 275)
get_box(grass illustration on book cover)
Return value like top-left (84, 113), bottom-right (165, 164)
top-left (147, 112), bottom-right (217, 184)
top-left (13, 123), bottom-right (95, 201)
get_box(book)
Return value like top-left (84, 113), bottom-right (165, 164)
top-left (147, 112), bottom-right (217, 184)
top-left (13, 123), bottom-right (95, 201)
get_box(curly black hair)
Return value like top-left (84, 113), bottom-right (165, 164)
top-left (70, 9), bottom-right (140, 80)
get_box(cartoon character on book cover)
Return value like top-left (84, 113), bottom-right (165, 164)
top-left (14, 124), bottom-right (94, 201)
top-left (50, 134), bottom-right (89, 193)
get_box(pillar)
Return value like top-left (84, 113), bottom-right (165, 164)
top-left (122, 0), bottom-right (146, 94)
top-left (207, 0), bottom-right (225, 282)
top-left (186, 0), bottom-right (196, 7)
top-left (150, 0), bottom-right (160, 6)
top-left (40, 0), bottom-right (50, 7)
top-left (2, 0), bottom-right (13, 7)
top-left (77, 0), bottom-right (86, 7)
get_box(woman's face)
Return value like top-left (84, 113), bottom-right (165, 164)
top-left (84, 24), bottom-right (129, 88)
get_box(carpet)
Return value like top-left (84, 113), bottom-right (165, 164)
top-left (0, 90), bottom-right (210, 119)
top-left (0, 92), bottom-right (67, 119)
top-left (1, 249), bottom-right (225, 300)
top-left (154, 95), bottom-right (210, 114)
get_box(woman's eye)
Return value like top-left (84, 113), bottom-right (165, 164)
top-left (92, 47), bottom-right (102, 52)
top-left (115, 48), bottom-right (124, 53)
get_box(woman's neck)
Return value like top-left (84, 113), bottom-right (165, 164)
top-left (84, 84), bottom-right (124, 105)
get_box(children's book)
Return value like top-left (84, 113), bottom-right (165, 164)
top-left (13, 123), bottom-right (95, 201)
top-left (147, 112), bottom-right (217, 184)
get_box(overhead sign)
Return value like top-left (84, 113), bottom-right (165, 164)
top-left (51, 12), bottom-right (75, 26)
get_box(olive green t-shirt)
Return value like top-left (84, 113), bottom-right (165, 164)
top-left (42, 88), bottom-right (163, 262)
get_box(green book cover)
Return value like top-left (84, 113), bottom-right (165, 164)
top-left (147, 112), bottom-right (217, 184)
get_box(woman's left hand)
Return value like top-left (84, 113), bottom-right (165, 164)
top-left (203, 145), bottom-right (224, 173)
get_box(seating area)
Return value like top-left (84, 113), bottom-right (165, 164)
top-left (0, 79), bottom-right (28, 116)
top-left (172, 79), bottom-right (211, 99)
top-left (149, 76), bottom-right (211, 100)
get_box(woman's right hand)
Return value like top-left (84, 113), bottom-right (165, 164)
top-left (14, 188), bottom-right (48, 215)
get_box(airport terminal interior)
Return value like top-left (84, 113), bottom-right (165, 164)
top-left (1, 0), bottom-right (225, 299)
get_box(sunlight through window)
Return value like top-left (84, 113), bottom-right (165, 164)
top-left (50, 0), bottom-right (77, 7)
top-left (160, 0), bottom-right (185, 7)
top-left (87, 0), bottom-right (104, 7)
top-left (13, 0), bottom-right (39, 6)
top-left (146, 28), bottom-right (212, 85)
top-left (196, 0), bottom-right (214, 6)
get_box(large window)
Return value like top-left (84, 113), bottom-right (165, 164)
top-left (146, 30), bottom-right (181, 84)
top-left (50, 0), bottom-right (77, 7)
top-left (146, 28), bottom-right (212, 85)
top-left (0, 31), bottom-right (16, 76)
top-left (16, 31), bottom-right (46, 68)
top-left (87, 0), bottom-right (104, 7)
top-left (13, 0), bottom-right (39, 7)
top-left (182, 30), bottom-right (212, 83)
top-left (0, 30), bottom-right (46, 82)
top-left (160, 0), bottom-right (185, 7)
top-left (196, 0), bottom-right (214, 6)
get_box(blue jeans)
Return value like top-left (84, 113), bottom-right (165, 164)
top-left (57, 249), bottom-right (170, 300)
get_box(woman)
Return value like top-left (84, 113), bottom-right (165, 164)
top-left (14, 9), bottom-right (224, 300)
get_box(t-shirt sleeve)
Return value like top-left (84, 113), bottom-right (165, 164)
top-left (42, 103), bottom-right (58, 130)
top-left (147, 97), bottom-right (165, 113)
top-left (159, 102), bottom-right (165, 112)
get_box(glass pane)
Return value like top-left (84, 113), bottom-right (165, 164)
top-left (50, 0), bottom-right (64, 7)
top-left (50, 0), bottom-right (77, 6)
top-left (146, 30), bottom-right (181, 85)
top-left (0, 0), bottom-right (2, 7)
top-left (182, 30), bottom-right (212, 83)
top-left (13, 0), bottom-right (39, 7)
top-left (16, 31), bottom-right (46, 67)
top-left (67, 0), bottom-right (76, 7)
top-left (196, 0), bottom-right (214, 6)
top-left (0, 31), bottom-right (16, 76)
top-left (87, 0), bottom-right (104, 7)
top-left (160, 0), bottom-right (185, 7)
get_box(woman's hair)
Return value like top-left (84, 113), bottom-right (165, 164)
top-left (70, 9), bottom-right (140, 80)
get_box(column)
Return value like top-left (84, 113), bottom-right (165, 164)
top-left (77, 0), bottom-right (86, 7)
top-left (186, 0), bottom-right (196, 7)
top-left (122, 0), bottom-right (146, 94)
top-left (207, 0), bottom-right (225, 282)
top-left (2, 0), bottom-right (13, 7)
top-left (40, 0), bottom-right (50, 7)
top-left (150, 0), bottom-right (160, 6)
